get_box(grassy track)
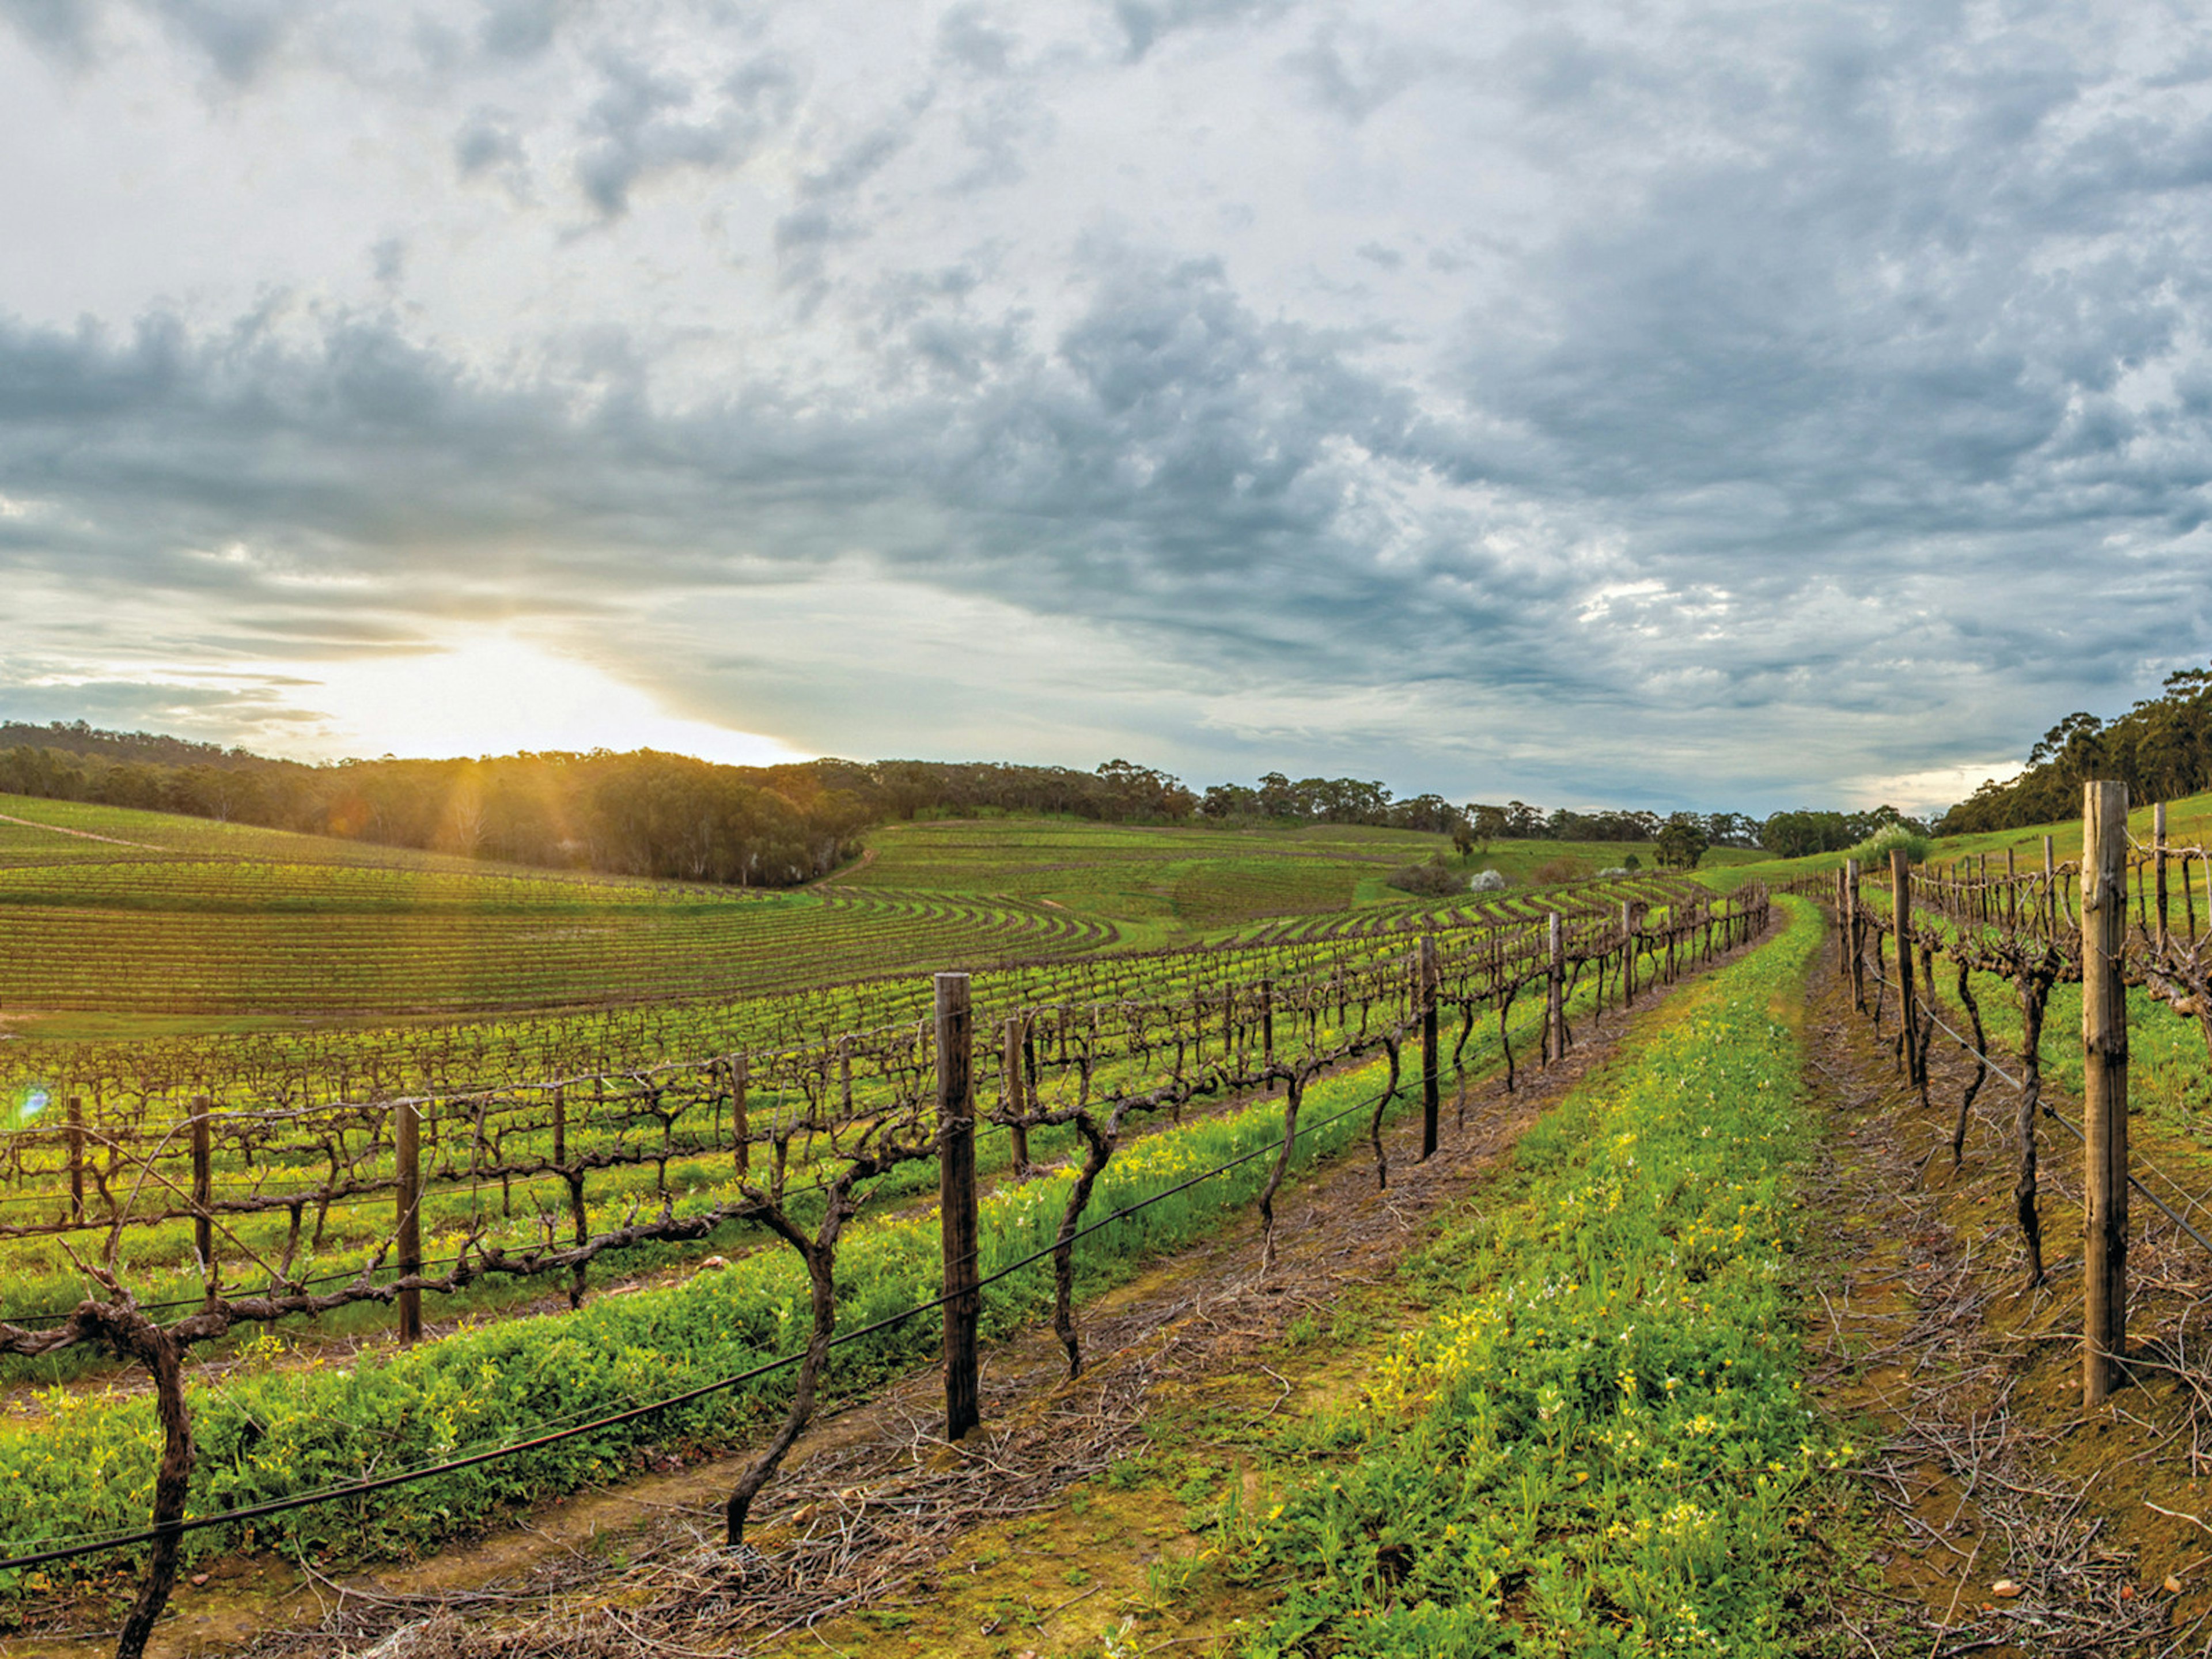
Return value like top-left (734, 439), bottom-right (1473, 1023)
top-left (1187, 895), bottom-right (1835, 1656)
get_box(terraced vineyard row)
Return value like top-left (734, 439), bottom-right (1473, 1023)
top-left (0, 855), bottom-right (728, 912)
top-left (0, 888), bottom-right (1117, 1015)
top-left (0, 882), bottom-right (1772, 1659)
top-left (0, 878), bottom-right (1706, 1108)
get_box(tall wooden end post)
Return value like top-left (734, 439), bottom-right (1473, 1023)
top-left (2156, 801), bottom-right (2170, 953)
top-left (1546, 911), bottom-right (1566, 1063)
top-left (2082, 781), bottom-right (2131, 1404)
top-left (1419, 936), bottom-right (1440, 1160)
top-left (1891, 849), bottom-right (1918, 1086)
top-left (937, 972), bottom-right (981, 1441)
top-left (396, 1097), bottom-right (423, 1346)
top-left (65, 1095), bottom-right (84, 1226)
top-left (2044, 835), bottom-right (2057, 935)
top-left (1261, 976), bottom-right (1275, 1088)
top-left (1003, 1017), bottom-right (1031, 1176)
top-left (1846, 860), bottom-right (1864, 1011)
top-left (190, 1095), bottom-right (213, 1308)
top-left (1621, 901), bottom-right (1637, 1007)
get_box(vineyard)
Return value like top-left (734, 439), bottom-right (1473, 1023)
top-left (0, 825), bottom-right (1768, 1656)
top-left (26, 783), bottom-right (2212, 1658)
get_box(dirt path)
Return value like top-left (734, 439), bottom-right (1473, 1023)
top-left (21, 929), bottom-right (1770, 1659)
top-left (1798, 920), bottom-right (2212, 1656)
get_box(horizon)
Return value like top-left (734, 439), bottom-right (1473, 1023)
top-left (0, 712), bottom-right (1953, 824)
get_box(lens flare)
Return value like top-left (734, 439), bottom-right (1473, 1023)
top-left (13, 1088), bottom-right (48, 1129)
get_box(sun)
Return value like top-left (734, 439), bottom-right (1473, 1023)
top-left (295, 634), bottom-right (806, 764)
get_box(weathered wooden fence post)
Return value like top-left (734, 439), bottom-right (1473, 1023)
top-left (2044, 834), bottom-right (2057, 935)
top-left (396, 1097), bottom-right (423, 1346)
top-left (1890, 849), bottom-right (1918, 1088)
top-left (1546, 911), bottom-right (1566, 1063)
top-left (1261, 976), bottom-right (1275, 1089)
top-left (1620, 901), bottom-right (1637, 1007)
top-left (1003, 1016), bottom-right (1031, 1176)
top-left (2156, 800), bottom-right (2169, 952)
top-left (937, 972), bottom-right (980, 1441)
top-left (553, 1083), bottom-right (589, 1309)
top-left (66, 1095), bottom-right (84, 1225)
top-left (730, 1054), bottom-right (750, 1176)
top-left (1834, 870), bottom-right (1848, 981)
top-left (2082, 781), bottom-right (2130, 1404)
top-left (1419, 935), bottom-right (1440, 1160)
top-left (190, 1096), bottom-right (213, 1306)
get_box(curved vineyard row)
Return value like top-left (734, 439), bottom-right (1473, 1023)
top-left (0, 889), bottom-right (1119, 1016)
top-left (0, 877), bottom-right (1709, 1109)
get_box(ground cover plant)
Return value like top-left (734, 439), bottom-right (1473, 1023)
top-left (0, 882), bottom-right (1788, 1659)
top-left (1190, 896), bottom-right (1834, 1656)
top-left (0, 989), bottom-right (1543, 1597)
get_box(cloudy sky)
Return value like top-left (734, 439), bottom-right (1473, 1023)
top-left (2, 0), bottom-right (2210, 815)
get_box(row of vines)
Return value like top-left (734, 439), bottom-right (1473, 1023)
top-left (1, 882), bottom-right (1768, 1658)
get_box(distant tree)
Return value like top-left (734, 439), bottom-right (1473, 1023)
top-left (1470, 804), bottom-right (1510, 851)
top-left (1655, 813), bottom-right (1709, 870)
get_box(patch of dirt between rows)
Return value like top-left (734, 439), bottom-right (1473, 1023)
top-left (35, 933), bottom-right (1768, 1659)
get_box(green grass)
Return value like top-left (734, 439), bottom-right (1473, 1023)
top-left (0, 793), bottom-right (1118, 1018)
top-left (832, 817), bottom-right (1762, 945)
top-left (1186, 896), bottom-right (1836, 1656)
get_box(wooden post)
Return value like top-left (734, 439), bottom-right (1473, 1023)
top-left (1546, 911), bottom-right (1566, 1063)
top-left (1891, 849), bottom-right (1919, 1088)
top-left (937, 973), bottom-right (980, 1442)
top-left (1844, 859), bottom-right (1863, 1002)
top-left (396, 1098), bottom-right (423, 1346)
top-left (1003, 1016), bottom-right (1030, 1176)
top-left (1834, 870), bottom-right (1849, 980)
top-left (2156, 801), bottom-right (2170, 953)
top-left (2044, 835), bottom-right (2056, 935)
top-left (551, 1083), bottom-right (566, 1166)
top-left (731, 1054), bottom-right (750, 1176)
top-left (1419, 937), bottom-right (1440, 1160)
top-left (1261, 977), bottom-right (1274, 1073)
top-left (66, 1096), bottom-right (84, 1226)
top-left (1620, 901), bottom-right (1637, 1007)
top-left (2082, 781), bottom-right (2130, 1404)
top-left (190, 1096), bottom-right (213, 1306)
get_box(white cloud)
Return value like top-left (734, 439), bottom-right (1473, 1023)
top-left (2, 0), bottom-right (2211, 812)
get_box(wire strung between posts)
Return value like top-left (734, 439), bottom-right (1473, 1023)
top-left (1862, 964), bottom-right (2212, 1263)
top-left (0, 1077), bottom-right (1399, 1574)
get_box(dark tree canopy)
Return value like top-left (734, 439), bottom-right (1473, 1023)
top-left (1938, 664), bottom-right (2212, 835)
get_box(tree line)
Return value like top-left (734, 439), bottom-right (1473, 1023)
top-left (1936, 662), bottom-right (2212, 835)
top-left (0, 718), bottom-right (1897, 887)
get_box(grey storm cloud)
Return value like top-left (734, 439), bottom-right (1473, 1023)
top-left (2, 0), bottom-right (2211, 809)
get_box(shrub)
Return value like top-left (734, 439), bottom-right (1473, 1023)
top-left (1468, 868), bottom-right (1508, 892)
top-left (1386, 854), bottom-right (1464, 897)
top-left (1532, 855), bottom-right (1588, 885)
top-left (1844, 821), bottom-right (1932, 869)
top-left (1596, 866), bottom-right (1628, 879)
top-left (1623, 853), bottom-right (1642, 870)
